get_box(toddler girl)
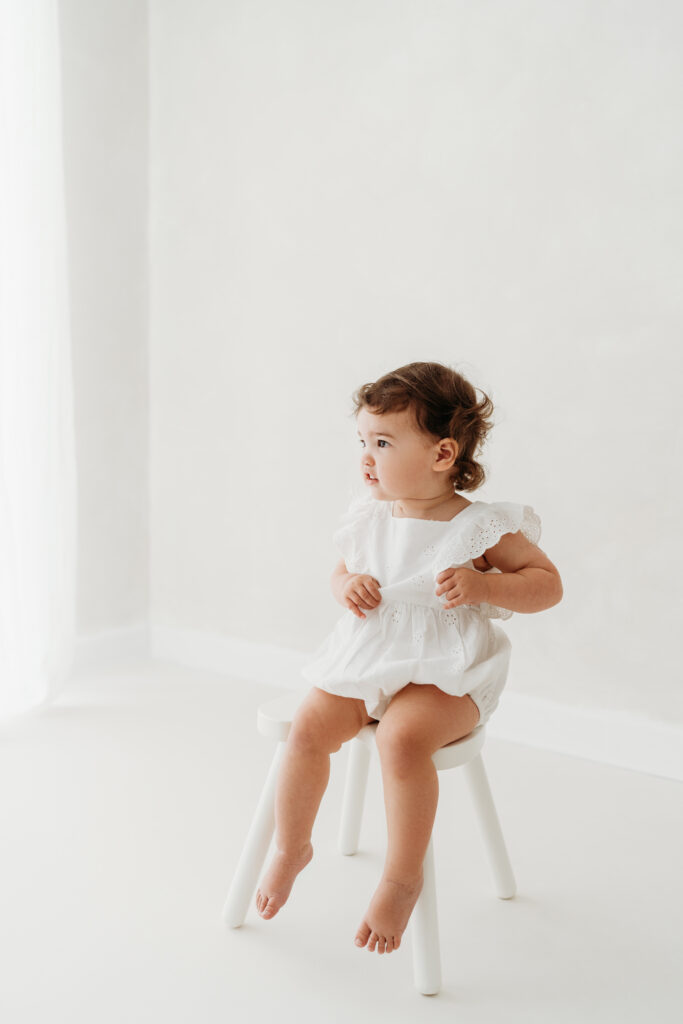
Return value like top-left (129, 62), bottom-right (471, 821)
top-left (255, 360), bottom-right (563, 955)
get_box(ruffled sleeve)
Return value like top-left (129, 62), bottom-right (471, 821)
top-left (331, 492), bottom-right (377, 574)
top-left (434, 501), bottom-right (542, 621)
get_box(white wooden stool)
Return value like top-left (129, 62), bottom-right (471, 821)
top-left (223, 690), bottom-right (516, 996)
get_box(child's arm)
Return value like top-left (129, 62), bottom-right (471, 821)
top-left (475, 532), bottom-right (563, 614)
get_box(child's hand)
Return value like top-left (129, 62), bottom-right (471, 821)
top-left (342, 574), bottom-right (382, 619)
top-left (435, 567), bottom-right (490, 609)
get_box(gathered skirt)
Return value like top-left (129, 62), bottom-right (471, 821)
top-left (300, 601), bottom-right (511, 725)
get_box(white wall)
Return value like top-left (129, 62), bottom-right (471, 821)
top-left (59, 0), bottom-right (149, 637)
top-left (65, 0), bottom-right (681, 727)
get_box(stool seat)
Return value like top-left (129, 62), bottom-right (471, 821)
top-left (224, 688), bottom-right (516, 997)
top-left (256, 690), bottom-right (306, 740)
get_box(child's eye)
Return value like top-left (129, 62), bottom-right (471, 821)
top-left (358, 439), bottom-right (389, 448)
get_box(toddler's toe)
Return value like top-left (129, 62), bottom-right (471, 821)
top-left (260, 894), bottom-right (283, 919)
top-left (354, 921), bottom-right (371, 949)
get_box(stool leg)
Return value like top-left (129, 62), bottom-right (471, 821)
top-left (411, 834), bottom-right (441, 996)
top-left (222, 740), bottom-right (285, 927)
top-left (462, 752), bottom-right (516, 899)
top-left (338, 736), bottom-right (372, 856)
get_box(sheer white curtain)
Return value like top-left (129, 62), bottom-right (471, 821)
top-left (0, 0), bottom-right (78, 719)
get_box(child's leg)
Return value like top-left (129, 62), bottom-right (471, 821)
top-left (256, 686), bottom-right (375, 920)
top-left (354, 684), bottom-right (479, 954)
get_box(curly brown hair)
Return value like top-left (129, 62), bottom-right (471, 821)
top-left (350, 361), bottom-right (495, 492)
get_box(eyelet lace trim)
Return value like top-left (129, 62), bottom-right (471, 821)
top-left (435, 503), bottom-right (541, 569)
top-left (433, 502), bottom-right (541, 621)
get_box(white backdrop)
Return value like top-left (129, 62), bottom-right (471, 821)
top-left (57, 1), bottom-right (682, 733)
top-left (148, 0), bottom-right (682, 726)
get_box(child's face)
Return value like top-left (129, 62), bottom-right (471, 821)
top-left (356, 406), bottom-right (456, 501)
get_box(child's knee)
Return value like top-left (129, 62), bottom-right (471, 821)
top-left (375, 719), bottom-right (431, 772)
top-left (290, 689), bottom-right (368, 753)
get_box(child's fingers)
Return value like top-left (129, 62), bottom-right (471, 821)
top-left (356, 576), bottom-right (381, 601)
top-left (345, 599), bottom-right (365, 618)
top-left (358, 583), bottom-right (381, 606)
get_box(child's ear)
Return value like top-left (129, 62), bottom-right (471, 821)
top-left (436, 438), bottom-right (458, 465)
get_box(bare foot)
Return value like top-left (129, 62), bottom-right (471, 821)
top-left (255, 841), bottom-right (314, 920)
top-left (354, 871), bottom-right (424, 953)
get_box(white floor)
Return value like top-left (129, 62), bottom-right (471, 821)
top-left (0, 657), bottom-right (681, 1023)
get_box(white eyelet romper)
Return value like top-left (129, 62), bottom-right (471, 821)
top-left (300, 491), bottom-right (542, 727)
